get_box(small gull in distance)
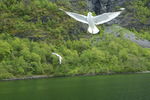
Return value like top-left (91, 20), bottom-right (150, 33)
top-left (52, 53), bottom-right (62, 64)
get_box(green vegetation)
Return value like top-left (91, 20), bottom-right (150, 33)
top-left (127, 0), bottom-right (150, 25)
top-left (0, 33), bottom-right (149, 79)
top-left (0, 0), bottom-right (150, 79)
top-left (126, 0), bottom-right (150, 40)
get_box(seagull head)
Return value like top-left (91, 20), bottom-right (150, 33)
top-left (120, 8), bottom-right (125, 11)
top-left (88, 12), bottom-right (92, 16)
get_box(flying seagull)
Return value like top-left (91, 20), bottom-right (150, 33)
top-left (60, 8), bottom-right (125, 34)
top-left (52, 53), bottom-right (62, 64)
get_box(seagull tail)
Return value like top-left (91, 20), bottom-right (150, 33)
top-left (88, 26), bottom-right (99, 34)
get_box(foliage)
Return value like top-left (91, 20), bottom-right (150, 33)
top-left (0, 0), bottom-right (87, 41)
top-left (0, 0), bottom-right (150, 79)
top-left (126, 0), bottom-right (150, 38)
top-left (0, 33), bottom-right (149, 79)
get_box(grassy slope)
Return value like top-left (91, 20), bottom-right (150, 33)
top-left (0, 0), bottom-right (150, 79)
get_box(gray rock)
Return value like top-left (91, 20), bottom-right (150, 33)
top-left (87, 0), bottom-right (132, 14)
top-left (104, 25), bottom-right (150, 48)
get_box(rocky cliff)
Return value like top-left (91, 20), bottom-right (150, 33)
top-left (87, 0), bottom-right (131, 14)
top-left (51, 0), bottom-right (131, 13)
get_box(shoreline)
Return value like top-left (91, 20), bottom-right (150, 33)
top-left (1, 71), bottom-right (150, 81)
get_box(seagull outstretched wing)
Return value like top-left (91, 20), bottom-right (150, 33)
top-left (93, 11), bottom-right (122, 25)
top-left (60, 9), bottom-right (88, 24)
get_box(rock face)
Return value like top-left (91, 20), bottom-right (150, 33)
top-left (104, 25), bottom-right (150, 48)
top-left (51, 0), bottom-right (132, 14)
top-left (87, 0), bottom-right (132, 14)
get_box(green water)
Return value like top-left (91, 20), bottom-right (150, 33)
top-left (0, 74), bottom-right (150, 100)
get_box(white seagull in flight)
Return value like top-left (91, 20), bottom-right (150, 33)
top-left (60, 8), bottom-right (125, 34)
top-left (52, 53), bottom-right (62, 64)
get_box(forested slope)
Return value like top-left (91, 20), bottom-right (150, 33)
top-left (0, 0), bottom-right (149, 79)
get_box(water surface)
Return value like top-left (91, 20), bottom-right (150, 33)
top-left (0, 73), bottom-right (150, 100)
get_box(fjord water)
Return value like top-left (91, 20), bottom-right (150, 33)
top-left (0, 74), bottom-right (150, 100)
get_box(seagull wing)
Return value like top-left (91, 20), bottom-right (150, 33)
top-left (60, 9), bottom-right (88, 24)
top-left (52, 53), bottom-right (61, 57)
top-left (93, 11), bottom-right (122, 25)
top-left (52, 53), bottom-right (57, 56)
top-left (52, 53), bottom-right (62, 64)
top-left (59, 57), bottom-right (62, 64)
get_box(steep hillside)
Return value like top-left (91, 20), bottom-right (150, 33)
top-left (0, 0), bottom-right (150, 79)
